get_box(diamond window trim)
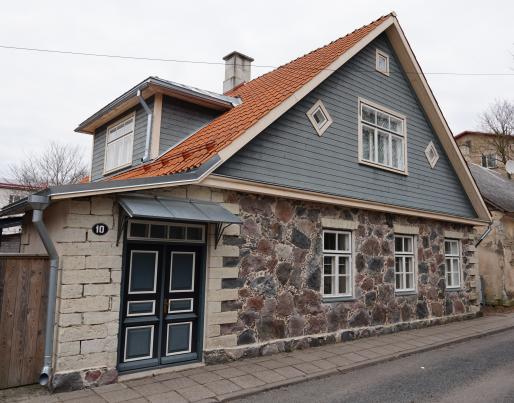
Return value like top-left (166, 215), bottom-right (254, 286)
top-left (306, 100), bottom-right (333, 136)
top-left (425, 141), bottom-right (439, 168)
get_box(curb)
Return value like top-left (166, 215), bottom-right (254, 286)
top-left (217, 323), bottom-right (514, 402)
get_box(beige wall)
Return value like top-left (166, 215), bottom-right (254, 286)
top-left (476, 212), bottom-right (514, 305)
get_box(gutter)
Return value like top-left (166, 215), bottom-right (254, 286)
top-left (137, 89), bottom-right (153, 163)
top-left (23, 195), bottom-right (59, 387)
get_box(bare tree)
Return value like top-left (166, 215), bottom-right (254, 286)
top-left (480, 99), bottom-right (514, 177)
top-left (9, 142), bottom-right (89, 190)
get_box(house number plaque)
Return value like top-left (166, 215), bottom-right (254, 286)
top-left (92, 223), bottom-right (109, 236)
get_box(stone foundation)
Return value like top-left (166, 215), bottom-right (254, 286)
top-left (204, 311), bottom-right (480, 364)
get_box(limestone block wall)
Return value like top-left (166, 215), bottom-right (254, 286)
top-left (21, 196), bottom-right (122, 387)
top-left (476, 211), bottom-right (514, 305)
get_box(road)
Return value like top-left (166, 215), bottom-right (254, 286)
top-left (233, 328), bottom-right (514, 403)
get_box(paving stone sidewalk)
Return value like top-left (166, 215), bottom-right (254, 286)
top-left (3, 313), bottom-right (514, 403)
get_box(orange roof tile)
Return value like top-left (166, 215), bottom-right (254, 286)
top-left (112, 14), bottom-right (391, 181)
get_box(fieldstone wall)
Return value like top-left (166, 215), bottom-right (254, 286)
top-left (201, 191), bottom-right (480, 362)
top-left (21, 196), bottom-right (122, 390)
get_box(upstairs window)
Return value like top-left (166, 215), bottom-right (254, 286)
top-left (8, 194), bottom-right (22, 204)
top-left (322, 230), bottom-right (352, 298)
top-left (444, 239), bottom-right (461, 289)
top-left (359, 100), bottom-right (407, 173)
top-left (307, 100), bottom-right (333, 136)
top-left (104, 114), bottom-right (135, 174)
top-left (376, 49), bottom-right (389, 75)
top-left (481, 153), bottom-right (497, 169)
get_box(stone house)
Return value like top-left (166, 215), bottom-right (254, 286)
top-left (0, 13), bottom-right (491, 391)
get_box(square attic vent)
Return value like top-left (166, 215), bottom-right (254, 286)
top-left (307, 100), bottom-right (333, 136)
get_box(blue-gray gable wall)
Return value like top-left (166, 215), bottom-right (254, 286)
top-left (91, 98), bottom-right (153, 181)
top-left (159, 96), bottom-right (222, 154)
top-left (215, 34), bottom-right (477, 218)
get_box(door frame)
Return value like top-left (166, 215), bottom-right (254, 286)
top-left (116, 219), bottom-right (207, 374)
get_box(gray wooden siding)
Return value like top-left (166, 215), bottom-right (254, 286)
top-left (159, 96), bottom-right (221, 154)
top-left (215, 34), bottom-right (477, 218)
top-left (91, 98), bottom-right (153, 181)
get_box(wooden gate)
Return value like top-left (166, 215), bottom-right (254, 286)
top-left (0, 255), bottom-right (49, 389)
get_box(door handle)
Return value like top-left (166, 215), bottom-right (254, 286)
top-left (163, 299), bottom-right (169, 314)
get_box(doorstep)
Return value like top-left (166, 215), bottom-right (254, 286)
top-left (4, 313), bottom-right (514, 403)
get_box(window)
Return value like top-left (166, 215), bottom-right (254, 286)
top-left (104, 114), bottom-right (135, 174)
top-left (394, 236), bottom-right (415, 292)
top-left (481, 153), bottom-right (497, 169)
top-left (322, 230), bottom-right (352, 298)
top-left (425, 141), bottom-right (439, 168)
top-left (306, 100), bottom-right (333, 136)
top-left (127, 220), bottom-right (205, 243)
top-left (376, 49), bottom-right (389, 75)
top-left (359, 100), bottom-right (407, 172)
top-left (444, 239), bottom-right (461, 289)
top-left (8, 194), bottom-right (22, 204)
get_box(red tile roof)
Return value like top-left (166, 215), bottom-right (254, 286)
top-left (112, 14), bottom-right (392, 180)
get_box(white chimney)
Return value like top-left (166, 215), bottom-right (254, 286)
top-left (223, 51), bottom-right (254, 93)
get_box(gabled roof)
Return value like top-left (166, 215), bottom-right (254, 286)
top-left (454, 131), bottom-right (495, 140)
top-left (469, 163), bottom-right (514, 213)
top-left (112, 14), bottom-right (392, 180)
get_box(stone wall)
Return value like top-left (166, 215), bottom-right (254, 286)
top-left (201, 191), bottom-right (479, 362)
top-left (21, 197), bottom-right (122, 390)
top-left (476, 212), bottom-right (514, 306)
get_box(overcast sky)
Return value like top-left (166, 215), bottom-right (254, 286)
top-left (0, 0), bottom-right (513, 177)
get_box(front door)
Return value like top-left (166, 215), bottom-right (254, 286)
top-left (118, 222), bottom-right (206, 372)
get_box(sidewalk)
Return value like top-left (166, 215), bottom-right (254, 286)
top-left (3, 313), bottom-right (514, 403)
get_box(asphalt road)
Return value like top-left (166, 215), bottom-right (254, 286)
top-left (233, 328), bottom-right (514, 403)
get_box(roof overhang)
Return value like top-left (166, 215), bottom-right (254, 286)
top-left (75, 77), bottom-right (241, 134)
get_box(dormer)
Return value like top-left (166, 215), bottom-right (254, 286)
top-left (75, 76), bottom-right (241, 181)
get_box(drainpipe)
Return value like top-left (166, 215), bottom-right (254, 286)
top-left (475, 224), bottom-right (492, 247)
top-left (137, 89), bottom-right (153, 163)
top-left (32, 207), bottom-right (59, 386)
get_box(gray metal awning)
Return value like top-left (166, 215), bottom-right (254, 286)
top-left (118, 195), bottom-right (241, 224)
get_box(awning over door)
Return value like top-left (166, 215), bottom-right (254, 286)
top-left (118, 195), bottom-right (241, 224)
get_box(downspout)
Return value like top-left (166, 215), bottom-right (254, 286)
top-left (475, 224), bottom-right (492, 247)
top-left (32, 207), bottom-right (59, 386)
top-left (137, 89), bottom-right (153, 163)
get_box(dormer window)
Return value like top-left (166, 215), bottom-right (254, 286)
top-left (307, 100), bottom-right (333, 136)
top-left (104, 114), bottom-right (135, 174)
top-left (376, 49), bottom-right (389, 75)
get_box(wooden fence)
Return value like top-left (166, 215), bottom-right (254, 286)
top-left (0, 255), bottom-right (49, 389)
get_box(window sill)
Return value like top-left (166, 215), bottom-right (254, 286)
top-left (322, 296), bottom-right (354, 303)
top-left (358, 160), bottom-right (408, 176)
top-left (446, 287), bottom-right (461, 292)
top-left (395, 290), bottom-right (417, 296)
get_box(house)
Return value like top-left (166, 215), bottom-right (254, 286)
top-left (455, 131), bottom-right (514, 176)
top-left (0, 181), bottom-right (35, 253)
top-left (455, 132), bottom-right (514, 306)
top-left (0, 13), bottom-right (491, 391)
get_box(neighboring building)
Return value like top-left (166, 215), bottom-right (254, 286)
top-left (1, 13), bottom-right (491, 391)
top-left (455, 131), bottom-right (514, 306)
top-left (0, 181), bottom-right (34, 253)
top-left (455, 131), bottom-right (514, 177)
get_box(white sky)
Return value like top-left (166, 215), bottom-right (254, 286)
top-left (0, 0), bottom-right (513, 176)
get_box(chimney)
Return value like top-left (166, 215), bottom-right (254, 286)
top-left (223, 51), bottom-right (254, 93)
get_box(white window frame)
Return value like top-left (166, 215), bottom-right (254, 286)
top-left (322, 229), bottom-right (353, 298)
top-left (444, 239), bottom-right (461, 289)
top-left (376, 49), bottom-right (390, 76)
top-left (394, 235), bottom-right (416, 293)
top-left (103, 113), bottom-right (135, 175)
top-left (425, 141), bottom-right (440, 168)
top-left (126, 300), bottom-right (156, 317)
top-left (124, 325), bottom-right (154, 362)
top-left (169, 251), bottom-right (195, 293)
top-left (481, 153), bottom-right (497, 169)
top-left (166, 322), bottom-right (193, 356)
top-left (306, 100), bottom-right (333, 136)
top-left (128, 250), bottom-right (158, 295)
top-left (358, 98), bottom-right (408, 175)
